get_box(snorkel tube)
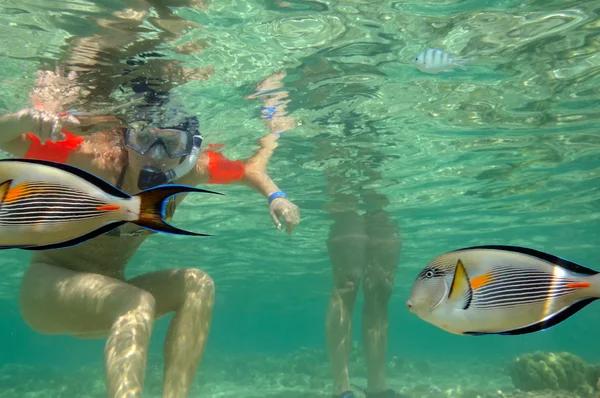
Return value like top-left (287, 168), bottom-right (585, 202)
top-left (137, 116), bottom-right (203, 190)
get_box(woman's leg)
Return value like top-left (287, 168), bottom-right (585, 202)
top-left (19, 262), bottom-right (156, 398)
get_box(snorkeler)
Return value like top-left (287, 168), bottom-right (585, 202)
top-left (0, 67), bottom-right (300, 398)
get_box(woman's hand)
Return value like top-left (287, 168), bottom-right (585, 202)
top-left (16, 108), bottom-right (80, 142)
top-left (269, 197), bottom-right (300, 236)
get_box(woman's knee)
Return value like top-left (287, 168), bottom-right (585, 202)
top-left (180, 268), bottom-right (215, 294)
top-left (363, 268), bottom-right (396, 304)
top-left (330, 267), bottom-right (363, 301)
top-left (132, 268), bottom-right (215, 318)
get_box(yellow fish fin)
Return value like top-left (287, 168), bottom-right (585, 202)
top-left (448, 259), bottom-right (473, 309)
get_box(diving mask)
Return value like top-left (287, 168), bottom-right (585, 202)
top-left (125, 117), bottom-right (203, 190)
top-left (125, 120), bottom-right (195, 159)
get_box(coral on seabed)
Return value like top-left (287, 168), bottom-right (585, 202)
top-left (508, 351), bottom-right (600, 396)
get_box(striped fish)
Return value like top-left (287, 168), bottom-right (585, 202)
top-left (406, 245), bottom-right (600, 336)
top-left (0, 158), bottom-right (221, 250)
top-left (413, 48), bottom-right (475, 74)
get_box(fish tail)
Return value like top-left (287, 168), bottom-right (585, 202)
top-left (454, 56), bottom-right (476, 69)
top-left (457, 56), bottom-right (477, 63)
top-left (134, 184), bottom-right (222, 236)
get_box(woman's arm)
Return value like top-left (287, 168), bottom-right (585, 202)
top-left (189, 70), bottom-right (300, 234)
top-left (0, 109), bottom-right (80, 156)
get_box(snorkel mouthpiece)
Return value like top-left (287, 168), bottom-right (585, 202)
top-left (138, 167), bottom-right (177, 190)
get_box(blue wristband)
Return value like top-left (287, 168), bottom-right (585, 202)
top-left (268, 191), bottom-right (288, 204)
top-left (261, 104), bottom-right (279, 119)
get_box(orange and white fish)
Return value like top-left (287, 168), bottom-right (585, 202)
top-left (407, 245), bottom-right (600, 336)
top-left (0, 158), bottom-right (220, 250)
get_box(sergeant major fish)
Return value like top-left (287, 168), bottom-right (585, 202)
top-left (0, 158), bottom-right (220, 250)
top-left (406, 245), bottom-right (600, 336)
top-left (414, 48), bottom-right (475, 74)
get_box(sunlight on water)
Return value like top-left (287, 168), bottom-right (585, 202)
top-left (0, 0), bottom-right (599, 397)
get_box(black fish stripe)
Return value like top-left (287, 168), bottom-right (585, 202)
top-left (1, 209), bottom-right (107, 219)
top-left (3, 198), bottom-right (106, 210)
top-left (490, 267), bottom-right (548, 274)
top-left (2, 205), bottom-right (109, 216)
top-left (0, 212), bottom-right (106, 225)
top-left (490, 271), bottom-right (554, 279)
top-left (475, 294), bottom-right (574, 309)
top-left (1, 208), bottom-right (109, 217)
top-left (2, 200), bottom-right (106, 212)
top-left (477, 288), bottom-right (575, 300)
top-left (19, 180), bottom-right (86, 189)
top-left (17, 184), bottom-right (85, 194)
top-left (478, 279), bottom-right (559, 293)
top-left (5, 182), bottom-right (107, 202)
top-left (3, 191), bottom-right (105, 201)
top-left (471, 264), bottom-right (579, 308)
top-left (9, 186), bottom-right (95, 200)
top-left (474, 284), bottom-right (576, 308)
top-left (2, 191), bottom-right (106, 205)
top-left (1, 202), bottom-right (108, 215)
top-left (0, 198), bottom-right (112, 223)
top-left (478, 286), bottom-right (571, 299)
top-left (482, 275), bottom-right (555, 284)
top-left (476, 279), bottom-right (558, 293)
top-left (0, 217), bottom-right (104, 225)
top-left (478, 287), bottom-right (575, 301)
top-left (1, 190), bottom-right (108, 209)
top-left (478, 278), bottom-right (578, 292)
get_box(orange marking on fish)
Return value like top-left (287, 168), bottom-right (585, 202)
top-left (566, 282), bottom-right (590, 289)
top-left (4, 184), bottom-right (34, 203)
top-left (470, 273), bottom-right (492, 290)
top-left (96, 205), bottom-right (120, 211)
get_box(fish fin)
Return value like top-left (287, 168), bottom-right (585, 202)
top-left (0, 179), bottom-right (11, 203)
top-left (454, 63), bottom-right (468, 71)
top-left (497, 298), bottom-right (598, 336)
top-left (452, 245), bottom-right (598, 276)
top-left (134, 184), bottom-right (222, 236)
top-left (0, 158), bottom-right (130, 199)
top-left (16, 222), bottom-right (126, 251)
top-left (462, 331), bottom-right (488, 336)
top-left (0, 245), bottom-right (33, 250)
top-left (455, 56), bottom-right (477, 63)
top-left (448, 259), bottom-right (473, 310)
top-left (462, 298), bottom-right (598, 336)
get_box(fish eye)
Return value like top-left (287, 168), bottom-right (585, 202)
top-left (424, 270), bottom-right (435, 278)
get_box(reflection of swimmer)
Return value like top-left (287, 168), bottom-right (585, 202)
top-left (0, 70), bottom-right (299, 398)
top-left (46, 0), bottom-right (214, 111)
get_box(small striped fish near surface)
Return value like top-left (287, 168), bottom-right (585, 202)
top-left (413, 48), bottom-right (475, 74)
top-left (407, 245), bottom-right (600, 336)
top-left (0, 158), bottom-right (220, 250)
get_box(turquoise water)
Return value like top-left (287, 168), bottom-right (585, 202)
top-left (1, 0), bottom-right (600, 397)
